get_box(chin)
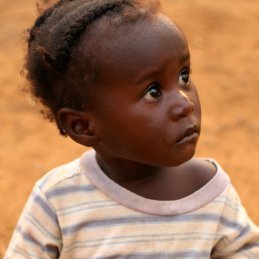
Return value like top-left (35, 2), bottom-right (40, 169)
top-left (168, 145), bottom-right (197, 167)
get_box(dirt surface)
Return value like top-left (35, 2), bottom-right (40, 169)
top-left (1, 0), bottom-right (259, 255)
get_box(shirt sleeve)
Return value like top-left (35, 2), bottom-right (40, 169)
top-left (4, 186), bottom-right (62, 259)
top-left (212, 185), bottom-right (259, 258)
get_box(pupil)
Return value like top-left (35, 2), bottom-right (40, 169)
top-left (150, 88), bottom-right (159, 97)
top-left (182, 71), bottom-right (189, 83)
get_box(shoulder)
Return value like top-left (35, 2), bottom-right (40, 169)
top-left (35, 156), bottom-right (84, 193)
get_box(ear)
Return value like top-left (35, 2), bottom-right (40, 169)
top-left (58, 108), bottom-right (98, 147)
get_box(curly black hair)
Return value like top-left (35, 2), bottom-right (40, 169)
top-left (25, 0), bottom-right (160, 135)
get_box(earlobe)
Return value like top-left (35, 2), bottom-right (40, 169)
top-left (58, 108), bottom-right (98, 147)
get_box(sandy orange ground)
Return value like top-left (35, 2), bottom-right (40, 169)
top-left (0, 0), bottom-right (259, 256)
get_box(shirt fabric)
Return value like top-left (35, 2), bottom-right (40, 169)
top-left (5, 149), bottom-right (259, 258)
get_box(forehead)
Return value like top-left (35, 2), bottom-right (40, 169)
top-left (79, 14), bottom-right (189, 83)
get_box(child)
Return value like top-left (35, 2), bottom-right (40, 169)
top-left (5, 0), bottom-right (259, 258)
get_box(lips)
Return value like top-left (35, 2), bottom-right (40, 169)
top-left (176, 125), bottom-right (200, 144)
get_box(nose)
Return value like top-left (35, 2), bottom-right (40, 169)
top-left (169, 90), bottom-right (195, 121)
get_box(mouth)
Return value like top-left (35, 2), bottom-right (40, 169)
top-left (176, 125), bottom-right (200, 145)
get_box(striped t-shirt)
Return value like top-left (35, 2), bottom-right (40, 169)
top-left (5, 149), bottom-right (259, 258)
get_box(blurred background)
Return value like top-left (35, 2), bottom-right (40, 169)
top-left (0, 0), bottom-right (259, 255)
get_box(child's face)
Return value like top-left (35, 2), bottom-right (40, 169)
top-left (80, 14), bottom-right (201, 167)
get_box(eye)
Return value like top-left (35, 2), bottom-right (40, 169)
top-left (179, 68), bottom-right (191, 87)
top-left (143, 83), bottom-right (162, 102)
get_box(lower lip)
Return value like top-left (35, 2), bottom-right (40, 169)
top-left (176, 132), bottom-right (199, 145)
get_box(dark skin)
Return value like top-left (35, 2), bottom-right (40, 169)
top-left (58, 14), bottom-right (216, 200)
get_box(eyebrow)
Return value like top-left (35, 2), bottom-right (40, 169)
top-left (134, 52), bottom-right (191, 86)
top-left (134, 65), bottom-right (165, 86)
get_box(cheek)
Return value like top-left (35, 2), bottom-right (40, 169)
top-left (98, 106), bottom-right (163, 149)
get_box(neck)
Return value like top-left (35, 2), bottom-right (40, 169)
top-left (95, 152), bottom-right (162, 185)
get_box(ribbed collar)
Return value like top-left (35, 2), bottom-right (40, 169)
top-left (80, 149), bottom-right (230, 216)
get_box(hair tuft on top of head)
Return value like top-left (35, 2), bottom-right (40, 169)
top-left (53, 0), bottom-right (128, 70)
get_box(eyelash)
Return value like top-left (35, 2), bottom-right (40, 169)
top-left (142, 67), bottom-right (192, 102)
top-left (179, 68), bottom-right (192, 87)
top-left (143, 83), bottom-right (162, 102)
